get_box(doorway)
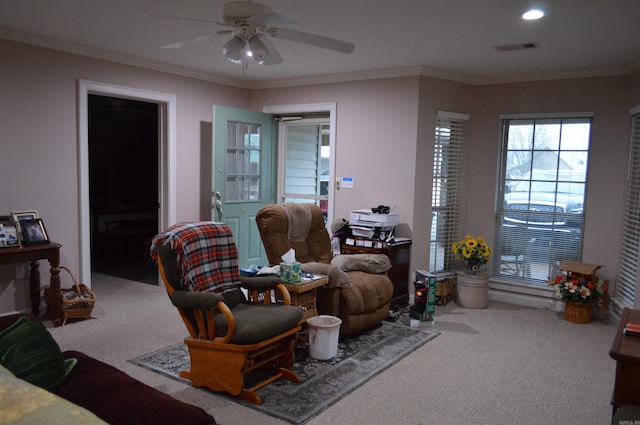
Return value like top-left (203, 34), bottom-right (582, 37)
top-left (88, 95), bottom-right (159, 283)
top-left (77, 80), bottom-right (177, 286)
top-left (263, 103), bottom-right (337, 225)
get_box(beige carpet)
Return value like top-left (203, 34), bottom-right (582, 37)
top-left (48, 273), bottom-right (619, 425)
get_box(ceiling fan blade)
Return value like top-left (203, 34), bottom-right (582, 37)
top-left (251, 10), bottom-right (299, 28)
top-left (255, 35), bottom-right (283, 65)
top-left (269, 28), bottom-right (355, 54)
top-left (162, 32), bottom-right (220, 49)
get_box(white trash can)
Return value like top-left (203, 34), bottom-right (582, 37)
top-left (306, 315), bottom-right (342, 360)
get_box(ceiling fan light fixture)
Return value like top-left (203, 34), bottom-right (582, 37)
top-left (248, 36), bottom-right (270, 64)
top-left (222, 36), bottom-right (245, 64)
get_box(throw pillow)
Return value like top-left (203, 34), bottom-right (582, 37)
top-left (0, 316), bottom-right (75, 393)
top-left (331, 253), bottom-right (392, 274)
top-left (0, 364), bottom-right (108, 424)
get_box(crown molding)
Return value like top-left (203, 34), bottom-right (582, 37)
top-left (0, 28), bottom-right (249, 89)
top-left (2, 27), bottom-right (637, 91)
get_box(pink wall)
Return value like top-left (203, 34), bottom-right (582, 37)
top-left (469, 76), bottom-right (633, 285)
top-left (0, 37), bottom-right (638, 313)
top-left (250, 77), bottom-right (422, 227)
top-left (0, 39), bottom-right (249, 313)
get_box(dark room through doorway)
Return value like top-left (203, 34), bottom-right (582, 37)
top-left (88, 94), bottom-right (159, 283)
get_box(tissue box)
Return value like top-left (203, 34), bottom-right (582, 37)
top-left (280, 262), bottom-right (302, 283)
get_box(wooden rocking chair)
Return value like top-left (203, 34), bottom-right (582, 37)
top-left (153, 222), bottom-right (303, 405)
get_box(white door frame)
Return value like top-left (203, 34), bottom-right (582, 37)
top-left (263, 103), bottom-right (336, 224)
top-left (77, 80), bottom-right (177, 284)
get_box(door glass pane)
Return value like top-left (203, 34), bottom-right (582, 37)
top-left (225, 121), bottom-right (261, 202)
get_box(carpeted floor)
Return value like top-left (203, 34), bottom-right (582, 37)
top-left (129, 320), bottom-right (439, 425)
top-left (48, 273), bottom-right (620, 425)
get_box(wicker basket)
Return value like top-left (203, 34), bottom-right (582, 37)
top-left (564, 301), bottom-right (592, 324)
top-left (59, 266), bottom-right (96, 325)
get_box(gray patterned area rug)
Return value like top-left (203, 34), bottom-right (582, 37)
top-left (129, 320), bottom-right (439, 425)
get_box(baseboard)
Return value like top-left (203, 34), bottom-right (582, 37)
top-left (488, 288), bottom-right (556, 309)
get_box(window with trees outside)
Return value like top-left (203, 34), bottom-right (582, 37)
top-left (493, 114), bottom-right (592, 285)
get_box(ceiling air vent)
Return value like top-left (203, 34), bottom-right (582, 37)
top-left (493, 42), bottom-right (541, 52)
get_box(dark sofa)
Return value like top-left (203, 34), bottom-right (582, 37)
top-left (0, 314), bottom-right (216, 425)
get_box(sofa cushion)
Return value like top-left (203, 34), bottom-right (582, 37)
top-left (0, 364), bottom-right (107, 425)
top-left (58, 350), bottom-right (216, 425)
top-left (0, 316), bottom-right (75, 393)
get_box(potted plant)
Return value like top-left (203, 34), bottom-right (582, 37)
top-left (452, 235), bottom-right (492, 308)
top-left (547, 265), bottom-right (609, 324)
top-left (452, 235), bottom-right (492, 275)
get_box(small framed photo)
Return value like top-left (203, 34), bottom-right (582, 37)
top-left (0, 221), bottom-right (20, 248)
top-left (11, 210), bottom-right (40, 222)
top-left (19, 218), bottom-right (49, 245)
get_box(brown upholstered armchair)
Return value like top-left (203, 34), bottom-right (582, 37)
top-left (152, 221), bottom-right (303, 405)
top-left (256, 203), bottom-right (394, 337)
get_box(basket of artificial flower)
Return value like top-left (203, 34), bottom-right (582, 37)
top-left (547, 261), bottom-right (609, 324)
top-left (452, 235), bottom-right (492, 275)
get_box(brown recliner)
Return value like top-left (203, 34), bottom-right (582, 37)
top-left (256, 203), bottom-right (394, 337)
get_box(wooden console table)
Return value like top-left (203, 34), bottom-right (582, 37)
top-left (609, 307), bottom-right (640, 414)
top-left (0, 242), bottom-right (62, 326)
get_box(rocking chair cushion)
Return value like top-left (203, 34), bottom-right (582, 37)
top-left (215, 303), bottom-right (303, 345)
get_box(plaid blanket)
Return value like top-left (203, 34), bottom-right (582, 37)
top-left (151, 222), bottom-right (240, 294)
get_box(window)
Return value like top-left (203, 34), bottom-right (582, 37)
top-left (493, 115), bottom-right (592, 284)
top-left (617, 109), bottom-right (640, 306)
top-left (429, 111), bottom-right (468, 272)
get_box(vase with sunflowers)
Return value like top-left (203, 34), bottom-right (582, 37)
top-left (452, 235), bottom-right (492, 275)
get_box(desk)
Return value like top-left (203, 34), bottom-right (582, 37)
top-left (609, 307), bottom-right (640, 413)
top-left (281, 276), bottom-right (329, 322)
top-left (0, 243), bottom-right (62, 326)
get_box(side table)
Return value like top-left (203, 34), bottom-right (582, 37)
top-left (0, 242), bottom-right (62, 326)
top-left (609, 307), bottom-right (640, 415)
top-left (281, 275), bottom-right (329, 322)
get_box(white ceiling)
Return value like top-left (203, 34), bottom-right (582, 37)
top-left (1, 0), bottom-right (639, 88)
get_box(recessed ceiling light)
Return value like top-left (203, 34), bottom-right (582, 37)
top-left (522, 9), bottom-right (544, 20)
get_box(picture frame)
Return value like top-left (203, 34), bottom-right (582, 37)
top-left (0, 221), bottom-right (20, 248)
top-left (11, 210), bottom-right (40, 222)
top-left (19, 218), bottom-right (49, 245)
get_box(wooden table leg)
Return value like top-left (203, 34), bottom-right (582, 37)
top-left (29, 260), bottom-right (40, 317)
top-left (48, 251), bottom-right (62, 327)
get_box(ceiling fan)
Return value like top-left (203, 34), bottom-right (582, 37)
top-left (147, 0), bottom-right (355, 67)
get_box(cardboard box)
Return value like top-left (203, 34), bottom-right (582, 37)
top-left (279, 262), bottom-right (302, 283)
top-left (559, 261), bottom-right (601, 276)
top-left (435, 276), bottom-right (454, 306)
top-left (410, 270), bottom-right (436, 325)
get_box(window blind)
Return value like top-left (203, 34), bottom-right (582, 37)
top-left (429, 111), bottom-right (468, 272)
top-left (493, 116), bottom-right (592, 283)
top-left (617, 111), bottom-right (640, 306)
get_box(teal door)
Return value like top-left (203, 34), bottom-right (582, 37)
top-left (213, 106), bottom-right (275, 268)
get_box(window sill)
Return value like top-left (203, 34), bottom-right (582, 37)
top-left (488, 277), bottom-right (557, 309)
